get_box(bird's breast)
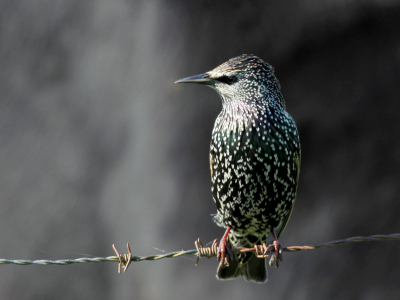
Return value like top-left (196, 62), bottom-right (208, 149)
top-left (210, 106), bottom-right (300, 233)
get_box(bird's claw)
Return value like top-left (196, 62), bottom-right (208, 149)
top-left (217, 237), bottom-right (231, 267)
top-left (267, 240), bottom-right (283, 268)
top-left (217, 227), bottom-right (232, 268)
top-left (253, 240), bottom-right (283, 268)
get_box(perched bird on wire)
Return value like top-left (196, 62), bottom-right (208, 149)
top-left (175, 54), bottom-right (300, 283)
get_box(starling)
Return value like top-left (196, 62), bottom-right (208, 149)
top-left (175, 54), bottom-right (300, 283)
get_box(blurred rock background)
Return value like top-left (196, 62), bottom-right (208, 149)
top-left (0, 0), bottom-right (399, 299)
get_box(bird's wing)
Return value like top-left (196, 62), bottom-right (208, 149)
top-left (209, 151), bottom-right (214, 178)
top-left (276, 149), bottom-right (301, 238)
top-left (210, 142), bottom-right (222, 210)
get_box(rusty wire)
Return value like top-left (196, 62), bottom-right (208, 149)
top-left (0, 233), bottom-right (398, 273)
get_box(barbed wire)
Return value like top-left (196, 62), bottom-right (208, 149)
top-left (0, 233), bottom-right (398, 273)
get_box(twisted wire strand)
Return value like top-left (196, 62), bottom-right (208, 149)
top-left (283, 233), bottom-right (400, 252)
top-left (0, 233), bottom-right (398, 272)
top-left (0, 257), bottom-right (120, 266)
top-left (0, 251), bottom-right (200, 266)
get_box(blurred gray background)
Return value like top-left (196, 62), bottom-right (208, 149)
top-left (0, 0), bottom-right (399, 299)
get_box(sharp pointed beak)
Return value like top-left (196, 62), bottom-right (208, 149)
top-left (175, 73), bottom-right (213, 85)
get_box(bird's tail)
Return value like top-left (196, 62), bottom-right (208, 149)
top-left (216, 251), bottom-right (267, 283)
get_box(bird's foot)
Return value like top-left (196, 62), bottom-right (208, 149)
top-left (266, 230), bottom-right (283, 268)
top-left (265, 239), bottom-right (283, 268)
top-left (217, 227), bottom-right (232, 268)
top-left (253, 242), bottom-right (282, 267)
top-left (252, 231), bottom-right (283, 268)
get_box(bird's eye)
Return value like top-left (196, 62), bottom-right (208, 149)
top-left (228, 76), bottom-right (237, 83)
top-left (218, 75), bottom-right (238, 85)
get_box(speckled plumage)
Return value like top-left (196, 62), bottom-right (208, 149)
top-left (176, 54), bottom-right (300, 283)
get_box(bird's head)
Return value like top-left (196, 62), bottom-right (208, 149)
top-left (176, 54), bottom-right (284, 109)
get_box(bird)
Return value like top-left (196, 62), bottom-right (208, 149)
top-left (175, 54), bottom-right (300, 283)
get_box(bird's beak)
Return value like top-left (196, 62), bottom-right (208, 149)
top-left (175, 73), bottom-right (213, 85)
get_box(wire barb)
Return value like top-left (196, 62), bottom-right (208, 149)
top-left (195, 238), bottom-right (218, 266)
top-left (112, 243), bottom-right (132, 273)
